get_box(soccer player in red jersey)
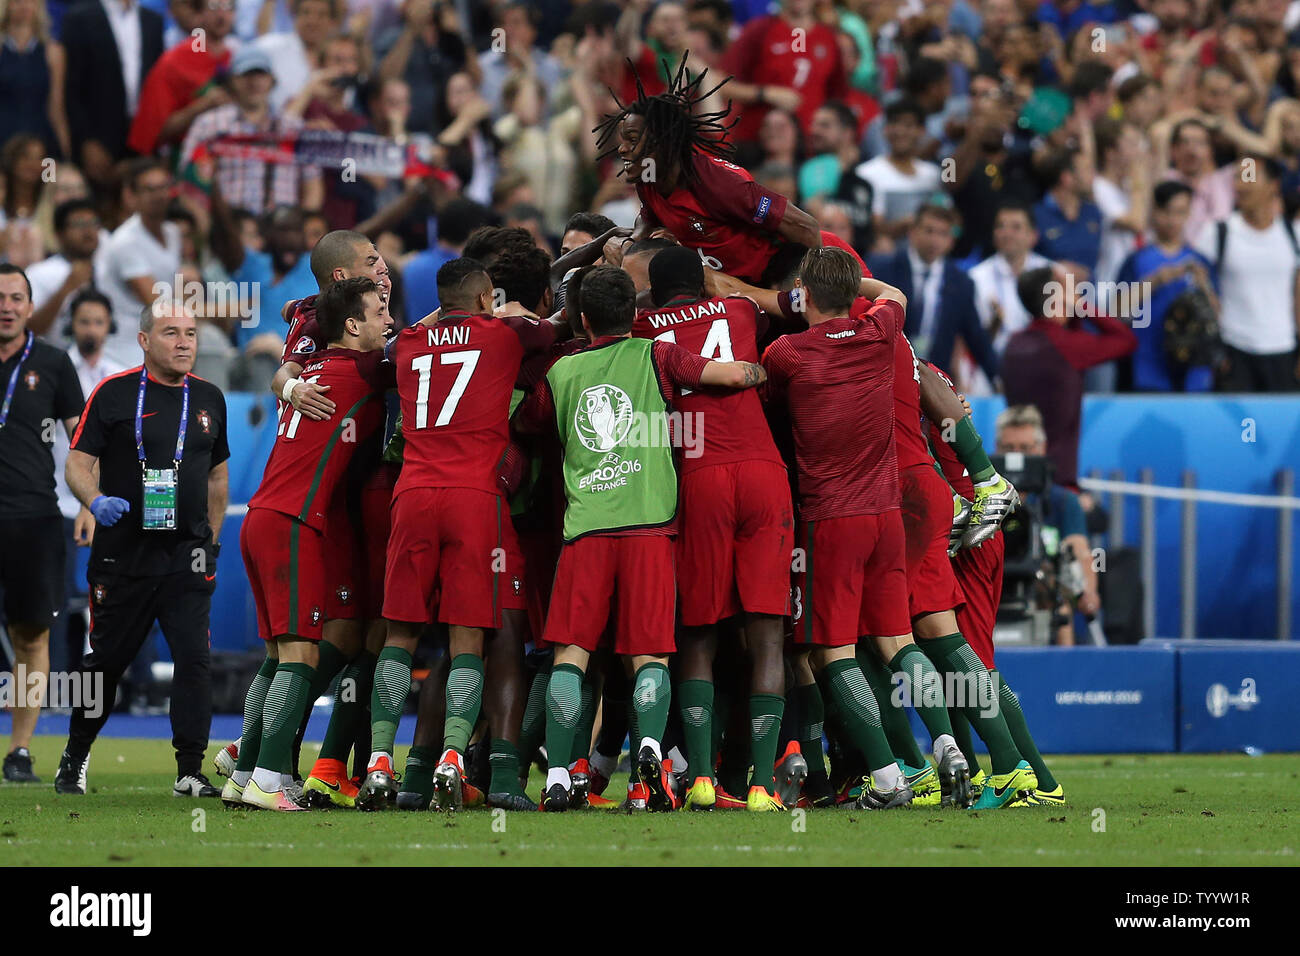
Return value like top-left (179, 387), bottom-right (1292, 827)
top-left (361, 258), bottom-right (568, 811)
top-left (231, 278), bottom-right (394, 811)
top-left (514, 266), bottom-right (767, 813)
top-left (630, 246), bottom-right (794, 812)
top-left (595, 56), bottom-right (865, 288)
top-left (215, 231), bottom-right (396, 803)
top-left (928, 367), bottom-right (1064, 806)
top-left (759, 247), bottom-right (916, 811)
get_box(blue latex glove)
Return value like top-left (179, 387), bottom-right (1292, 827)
top-left (90, 495), bottom-right (131, 527)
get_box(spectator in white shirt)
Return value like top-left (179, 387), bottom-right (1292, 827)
top-left (28, 199), bottom-right (112, 350)
top-left (1193, 156), bottom-right (1300, 391)
top-left (100, 159), bottom-right (182, 366)
top-left (966, 200), bottom-right (1053, 395)
top-left (251, 0), bottom-right (341, 111)
top-left (855, 98), bottom-right (942, 254)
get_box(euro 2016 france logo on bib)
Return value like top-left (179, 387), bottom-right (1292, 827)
top-left (575, 384), bottom-right (634, 452)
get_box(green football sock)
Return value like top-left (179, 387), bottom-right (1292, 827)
top-left (403, 744), bottom-right (437, 799)
top-left (889, 644), bottom-right (953, 742)
top-left (235, 657), bottom-right (278, 774)
top-left (443, 653), bottom-right (484, 755)
top-left (748, 693), bottom-right (785, 793)
top-left (677, 679), bottom-right (714, 778)
top-left (793, 681), bottom-right (826, 778)
top-left (517, 663), bottom-right (550, 770)
top-left (994, 670), bottom-right (1057, 790)
top-left (631, 662), bottom-right (671, 746)
top-left (823, 658), bottom-right (895, 772)
top-left (920, 634), bottom-right (1020, 775)
top-left (488, 738), bottom-right (525, 796)
top-left (320, 650), bottom-right (374, 762)
top-left (544, 663), bottom-right (584, 773)
top-left (950, 708), bottom-right (981, 776)
top-left (258, 662), bottom-right (313, 774)
top-left (952, 416), bottom-right (997, 483)
top-left (370, 645), bottom-right (413, 756)
top-left (857, 646), bottom-right (927, 768)
top-left (573, 673), bottom-right (596, 764)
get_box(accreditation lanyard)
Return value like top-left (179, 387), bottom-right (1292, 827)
top-left (136, 367), bottom-right (188, 531)
top-left (0, 331), bottom-right (34, 430)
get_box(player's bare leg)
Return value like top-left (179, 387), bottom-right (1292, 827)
top-left (360, 620), bottom-right (421, 810)
top-left (483, 610), bottom-right (534, 810)
top-left (913, 610), bottom-right (1036, 808)
top-left (243, 637), bottom-right (318, 811)
top-left (4, 624), bottom-right (49, 783)
top-left (430, 625), bottom-right (485, 811)
top-left (810, 645), bottom-right (912, 810)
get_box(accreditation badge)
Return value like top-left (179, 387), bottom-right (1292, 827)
top-left (142, 468), bottom-right (179, 531)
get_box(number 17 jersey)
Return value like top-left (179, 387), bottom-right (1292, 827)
top-left (392, 310), bottom-right (557, 500)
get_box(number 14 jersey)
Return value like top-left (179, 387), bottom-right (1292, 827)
top-left (392, 310), bottom-right (558, 499)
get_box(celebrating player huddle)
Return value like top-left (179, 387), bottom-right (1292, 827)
top-left (217, 59), bottom-right (1064, 816)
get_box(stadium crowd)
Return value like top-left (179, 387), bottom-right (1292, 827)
top-left (1, 0), bottom-right (1298, 811)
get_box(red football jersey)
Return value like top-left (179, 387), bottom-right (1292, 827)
top-left (249, 347), bottom-right (394, 529)
top-left (761, 298), bottom-right (904, 520)
top-left (393, 311), bottom-right (558, 499)
top-left (636, 152), bottom-right (789, 283)
top-left (925, 362), bottom-right (974, 498)
top-left (721, 15), bottom-right (848, 141)
top-left (892, 330), bottom-right (933, 471)
top-left (632, 294), bottom-right (783, 474)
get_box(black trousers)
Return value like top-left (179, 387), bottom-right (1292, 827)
top-left (68, 568), bottom-right (213, 777)
top-left (1217, 346), bottom-right (1299, 392)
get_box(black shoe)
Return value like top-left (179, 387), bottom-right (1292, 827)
top-left (54, 750), bottom-right (88, 795)
top-left (396, 790), bottom-right (432, 811)
top-left (173, 773), bottom-right (221, 797)
top-left (541, 782), bottom-right (569, 812)
top-left (3, 748), bottom-right (40, 783)
top-left (488, 791), bottom-right (539, 812)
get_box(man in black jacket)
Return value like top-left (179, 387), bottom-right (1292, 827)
top-left (61, 0), bottom-right (165, 184)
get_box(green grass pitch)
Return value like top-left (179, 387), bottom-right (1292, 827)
top-left (2, 737), bottom-right (1296, 866)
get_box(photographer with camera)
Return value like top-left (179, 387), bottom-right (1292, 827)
top-left (995, 405), bottom-right (1099, 647)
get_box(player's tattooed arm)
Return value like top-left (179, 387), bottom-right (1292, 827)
top-left (700, 360), bottom-right (767, 390)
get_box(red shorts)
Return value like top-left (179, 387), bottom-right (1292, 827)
top-left (791, 510), bottom-right (910, 647)
top-left (240, 507), bottom-right (325, 642)
top-left (677, 460), bottom-right (793, 626)
top-left (900, 464), bottom-right (966, 619)
top-left (953, 530), bottom-right (1004, 669)
top-left (543, 534), bottom-right (676, 657)
top-left (382, 487), bottom-right (520, 629)
top-left (358, 461), bottom-right (399, 618)
top-left (517, 525), bottom-right (561, 642)
top-left (324, 496), bottom-right (363, 621)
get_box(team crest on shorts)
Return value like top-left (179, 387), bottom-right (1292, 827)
top-left (310, 607), bottom-right (322, 625)
top-left (336, 585), bottom-right (351, 605)
top-left (24, 370), bottom-right (39, 390)
top-left (92, 583), bottom-right (106, 604)
top-left (196, 409), bottom-right (212, 434)
top-left (511, 576), bottom-right (522, 596)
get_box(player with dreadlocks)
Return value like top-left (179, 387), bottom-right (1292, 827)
top-left (596, 54), bottom-right (865, 288)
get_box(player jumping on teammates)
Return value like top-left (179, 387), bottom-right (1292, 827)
top-left (594, 54), bottom-right (865, 288)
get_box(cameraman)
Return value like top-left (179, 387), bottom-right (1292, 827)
top-left (995, 404), bottom-right (1099, 646)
